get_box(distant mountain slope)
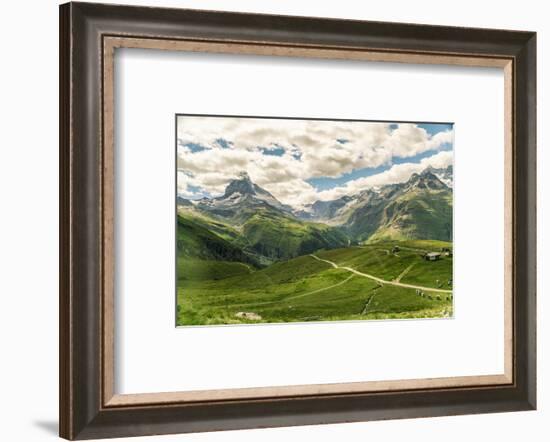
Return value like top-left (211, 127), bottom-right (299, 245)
top-left (177, 173), bottom-right (349, 264)
top-left (366, 189), bottom-right (452, 243)
top-left (349, 169), bottom-right (452, 242)
top-left (294, 196), bottom-right (354, 221)
top-left (177, 214), bottom-right (254, 264)
top-left (294, 168), bottom-right (453, 243)
top-left (178, 167), bottom-right (452, 259)
top-left (431, 165), bottom-right (453, 188)
top-left (238, 208), bottom-right (349, 261)
top-left (194, 171), bottom-right (293, 222)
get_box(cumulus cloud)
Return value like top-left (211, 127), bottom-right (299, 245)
top-left (177, 170), bottom-right (195, 198)
top-left (313, 150), bottom-right (454, 204)
top-left (176, 116), bottom-right (453, 207)
top-left (385, 124), bottom-right (453, 157)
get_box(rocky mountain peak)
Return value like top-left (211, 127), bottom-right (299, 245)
top-left (192, 172), bottom-right (293, 217)
top-left (406, 168), bottom-right (447, 190)
top-left (224, 172), bottom-right (256, 197)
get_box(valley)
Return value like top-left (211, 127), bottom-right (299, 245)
top-left (176, 169), bottom-right (453, 326)
top-left (176, 241), bottom-right (453, 325)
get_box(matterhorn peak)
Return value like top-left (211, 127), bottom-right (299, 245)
top-left (237, 171), bottom-right (251, 181)
top-left (224, 171), bottom-right (256, 197)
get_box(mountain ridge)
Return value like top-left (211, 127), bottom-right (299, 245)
top-left (177, 166), bottom-right (452, 264)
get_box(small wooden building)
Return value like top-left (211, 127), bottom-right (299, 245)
top-left (424, 252), bottom-right (442, 261)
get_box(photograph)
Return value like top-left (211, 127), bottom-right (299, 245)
top-left (176, 115), bottom-right (454, 325)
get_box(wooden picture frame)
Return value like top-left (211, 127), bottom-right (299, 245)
top-left (59, 2), bottom-right (536, 439)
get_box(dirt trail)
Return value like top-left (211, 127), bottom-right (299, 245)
top-left (231, 274), bottom-right (355, 308)
top-left (361, 287), bottom-right (381, 314)
top-left (309, 254), bottom-right (452, 294)
top-left (397, 246), bottom-right (428, 253)
top-left (394, 263), bottom-right (415, 283)
top-left (237, 262), bottom-right (253, 273)
top-left (286, 274), bottom-right (355, 301)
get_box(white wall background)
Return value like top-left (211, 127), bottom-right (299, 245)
top-left (0, 0), bottom-right (545, 441)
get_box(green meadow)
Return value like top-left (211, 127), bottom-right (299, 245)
top-left (176, 240), bottom-right (453, 326)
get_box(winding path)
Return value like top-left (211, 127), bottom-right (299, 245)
top-left (229, 274), bottom-right (356, 308)
top-left (309, 254), bottom-right (452, 294)
top-left (394, 263), bottom-right (416, 283)
top-left (286, 274), bottom-right (355, 301)
top-left (236, 262), bottom-right (253, 273)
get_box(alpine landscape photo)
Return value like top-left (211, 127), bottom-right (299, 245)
top-left (176, 116), bottom-right (454, 326)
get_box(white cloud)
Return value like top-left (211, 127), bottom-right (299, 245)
top-left (263, 179), bottom-right (318, 205)
top-left (385, 124), bottom-right (453, 157)
top-left (176, 116), bottom-right (453, 207)
top-left (314, 150), bottom-right (454, 204)
top-left (177, 171), bottom-right (195, 198)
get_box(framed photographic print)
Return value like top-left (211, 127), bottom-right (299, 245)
top-left (176, 114), bottom-right (455, 326)
top-left (59, 2), bottom-right (536, 440)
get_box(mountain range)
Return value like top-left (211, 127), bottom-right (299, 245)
top-left (177, 167), bottom-right (452, 266)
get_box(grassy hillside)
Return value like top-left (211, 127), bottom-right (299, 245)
top-left (177, 214), bottom-right (254, 264)
top-left (400, 259), bottom-right (452, 288)
top-left (175, 168), bottom-right (453, 325)
top-left (177, 241), bottom-right (453, 325)
top-left (367, 189), bottom-right (452, 243)
top-left (317, 240), bottom-right (452, 285)
top-left (178, 205), bottom-right (349, 265)
top-left (177, 258), bottom-right (252, 282)
top-left (240, 208), bottom-right (349, 260)
top-left (317, 246), bottom-right (417, 281)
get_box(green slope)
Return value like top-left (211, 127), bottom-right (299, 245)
top-left (178, 205), bottom-right (349, 265)
top-left (239, 208), bottom-right (349, 261)
top-left (317, 241), bottom-right (452, 285)
top-left (177, 214), bottom-right (253, 264)
top-left (366, 189), bottom-right (452, 243)
top-left (177, 241), bottom-right (453, 325)
top-left (178, 258), bottom-right (252, 282)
